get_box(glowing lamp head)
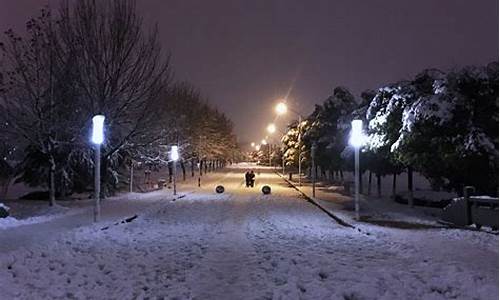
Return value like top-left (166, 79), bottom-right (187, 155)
top-left (261, 139), bottom-right (268, 145)
top-left (255, 145), bottom-right (261, 151)
top-left (275, 102), bottom-right (287, 115)
top-left (349, 119), bottom-right (365, 148)
top-left (170, 145), bottom-right (179, 161)
top-left (267, 123), bottom-right (276, 134)
top-left (91, 115), bottom-right (105, 145)
top-left (251, 142), bottom-right (255, 147)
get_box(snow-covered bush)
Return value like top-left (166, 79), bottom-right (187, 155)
top-left (0, 202), bottom-right (10, 218)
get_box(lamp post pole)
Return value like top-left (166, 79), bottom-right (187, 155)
top-left (282, 153), bottom-right (285, 176)
top-left (269, 144), bottom-right (272, 167)
top-left (91, 115), bottom-right (105, 223)
top-left (311, 142), bottom-right (317, 198)
top-left (173, 160), bottom-right (177, 195)
top-left (354, 145), bottom-right (360, 220)
top-left (171, 145), bottom-right (179, 196)
top-left (94, 145), bottom-right (101, 222)
top-left (298, 115), bottom-right (302, 187)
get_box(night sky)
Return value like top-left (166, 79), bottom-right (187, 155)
top-left (1, 0), bottom-right (498, 145)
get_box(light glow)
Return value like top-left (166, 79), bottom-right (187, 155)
top-left (349, 119), bottom-right (366, 148)
top-left (275, 102), bottom-right (287, 115)
top-left (255, 145), bottom-right (261, 151)
top-left (267, 123), bottom-right (276, 134)
top-left (251, 142), bottom-right (255, 147)
top-left (170, 145), bottom-right (179, 161)
top-left (261, 139), bottom-right (268, 145)
top-left (91, 115), bottom-right (105, 144)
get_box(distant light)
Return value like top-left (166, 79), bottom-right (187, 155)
top-left (251, 142), bottom-right (255, 147)
top-left (171, 145), bottom-right (179, 161)
top-left (349, 120), bottom-right (366, 148)
top-left (261, 139), bottom-right (267, 145)
top-left (255, 145), bottom-right (261, 151)
top-left (267, 123), bottom-right (276, 134)
top-left (275, 102), bottom-right (287, 115)
top-left (91, 115), bottom-right (105, 145)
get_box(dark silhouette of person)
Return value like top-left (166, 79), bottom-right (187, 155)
top-left (245, 171), bottom-right (251, 187)
top-left (249, 170), bottom-right (255, 187)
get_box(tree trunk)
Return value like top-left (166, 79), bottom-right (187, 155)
top-left (199, 159), bottom-right (203, 176)
top-left (368, 171), bottom-right (372, 195)
top-left (181, 161), bottom-right (186, 181)
top-left (340, 170), bottom-right (344, 181)
top-left (408, 166), bottom-right (414, 207)
top-left (0, 178), bottom-right (11, 200)
top-left (392, 173), bottom-right (397, 199)
top-left (48, 156), bottom-right (56, 206)
top-left (191, 160), bottom-right (195, 177)
top-left (377, 174), bottom-right (382, 198)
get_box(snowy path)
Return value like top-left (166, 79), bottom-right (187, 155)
top-left (0, 165), bottom-right (497, 299)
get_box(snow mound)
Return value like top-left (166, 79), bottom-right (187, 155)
top-left (0, 205), bottom-right (78, 230)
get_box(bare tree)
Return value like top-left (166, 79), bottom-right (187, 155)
top-left (0, 8), bottom-right (79, 205)
top-left (58, 0), bottom-right (171, 194)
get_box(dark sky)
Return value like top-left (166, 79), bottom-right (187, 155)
top-left (1, 0), bottom-right (498, 145)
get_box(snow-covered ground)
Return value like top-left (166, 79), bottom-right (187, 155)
top-left (0, 164), bottom-right (497, 299)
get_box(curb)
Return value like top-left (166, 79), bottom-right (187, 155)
top-left (276, 172), bottom-right (355, 229)
top-left (100, 192), bottom-right (189, 231)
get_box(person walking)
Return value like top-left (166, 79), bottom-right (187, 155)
top-left (245, 171), bottom-right (251, 187)
top-left (249, 170), bottom-right (255, 187)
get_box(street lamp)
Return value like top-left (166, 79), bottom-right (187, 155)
top-left (267, 123), bottom-right (276, 134)
top-left (251, 142), bottom-right (255, 147)
top-left (349, 119), bottom-right (365, 220)
top-left (274, 101), bottom-right (304, 186)
top-left (275, 102), bottom-right (288, 115)
top-left (311, 142), bottom-right (317, 198)
top-left (255, 145), bottom-right (261, 151)
top-left (171, 145), bottom-right (179, 195)
top-left (91, 115), bottom-right (105, 222)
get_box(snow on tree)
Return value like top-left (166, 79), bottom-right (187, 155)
top-left (365, 64), bottom-right (498, 195)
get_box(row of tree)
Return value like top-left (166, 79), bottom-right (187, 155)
top-left (0, 0), bottom-right (240, 204)
top-left (278, 63), bottom-right (498, 197)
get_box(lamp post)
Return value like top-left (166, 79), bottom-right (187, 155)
top-left (171, 145), bottom-right (179, 195)
top-left (266, 123), bottom-right (277, 167)
top-left (349, 119), bottom-right (365, 221)
top-left (311, 142), bottom-right (317, 198)
top-left (275, 101), bottom-right (304, 186)
top-left (91, 115), bottom-right (105, 222)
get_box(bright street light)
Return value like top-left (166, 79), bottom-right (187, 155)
top-left (91, 115), bottom-right (105, 222)
top-left (275, 102), bottom-right (287, 115)
top-left (251, 142), bottom-right (255, 147)
top-left (261, 139), bottom-right (267, 145)
top-left (91, 115), bottom-right (105, 145)
top-left (349, 119), bottom-right (365, 147)
top-left (170, 145), bottom-right (179, 161)
top-left (255, 145), bottom-right (261, 151)
top-left (267, 123), bottom-right (276, 134)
